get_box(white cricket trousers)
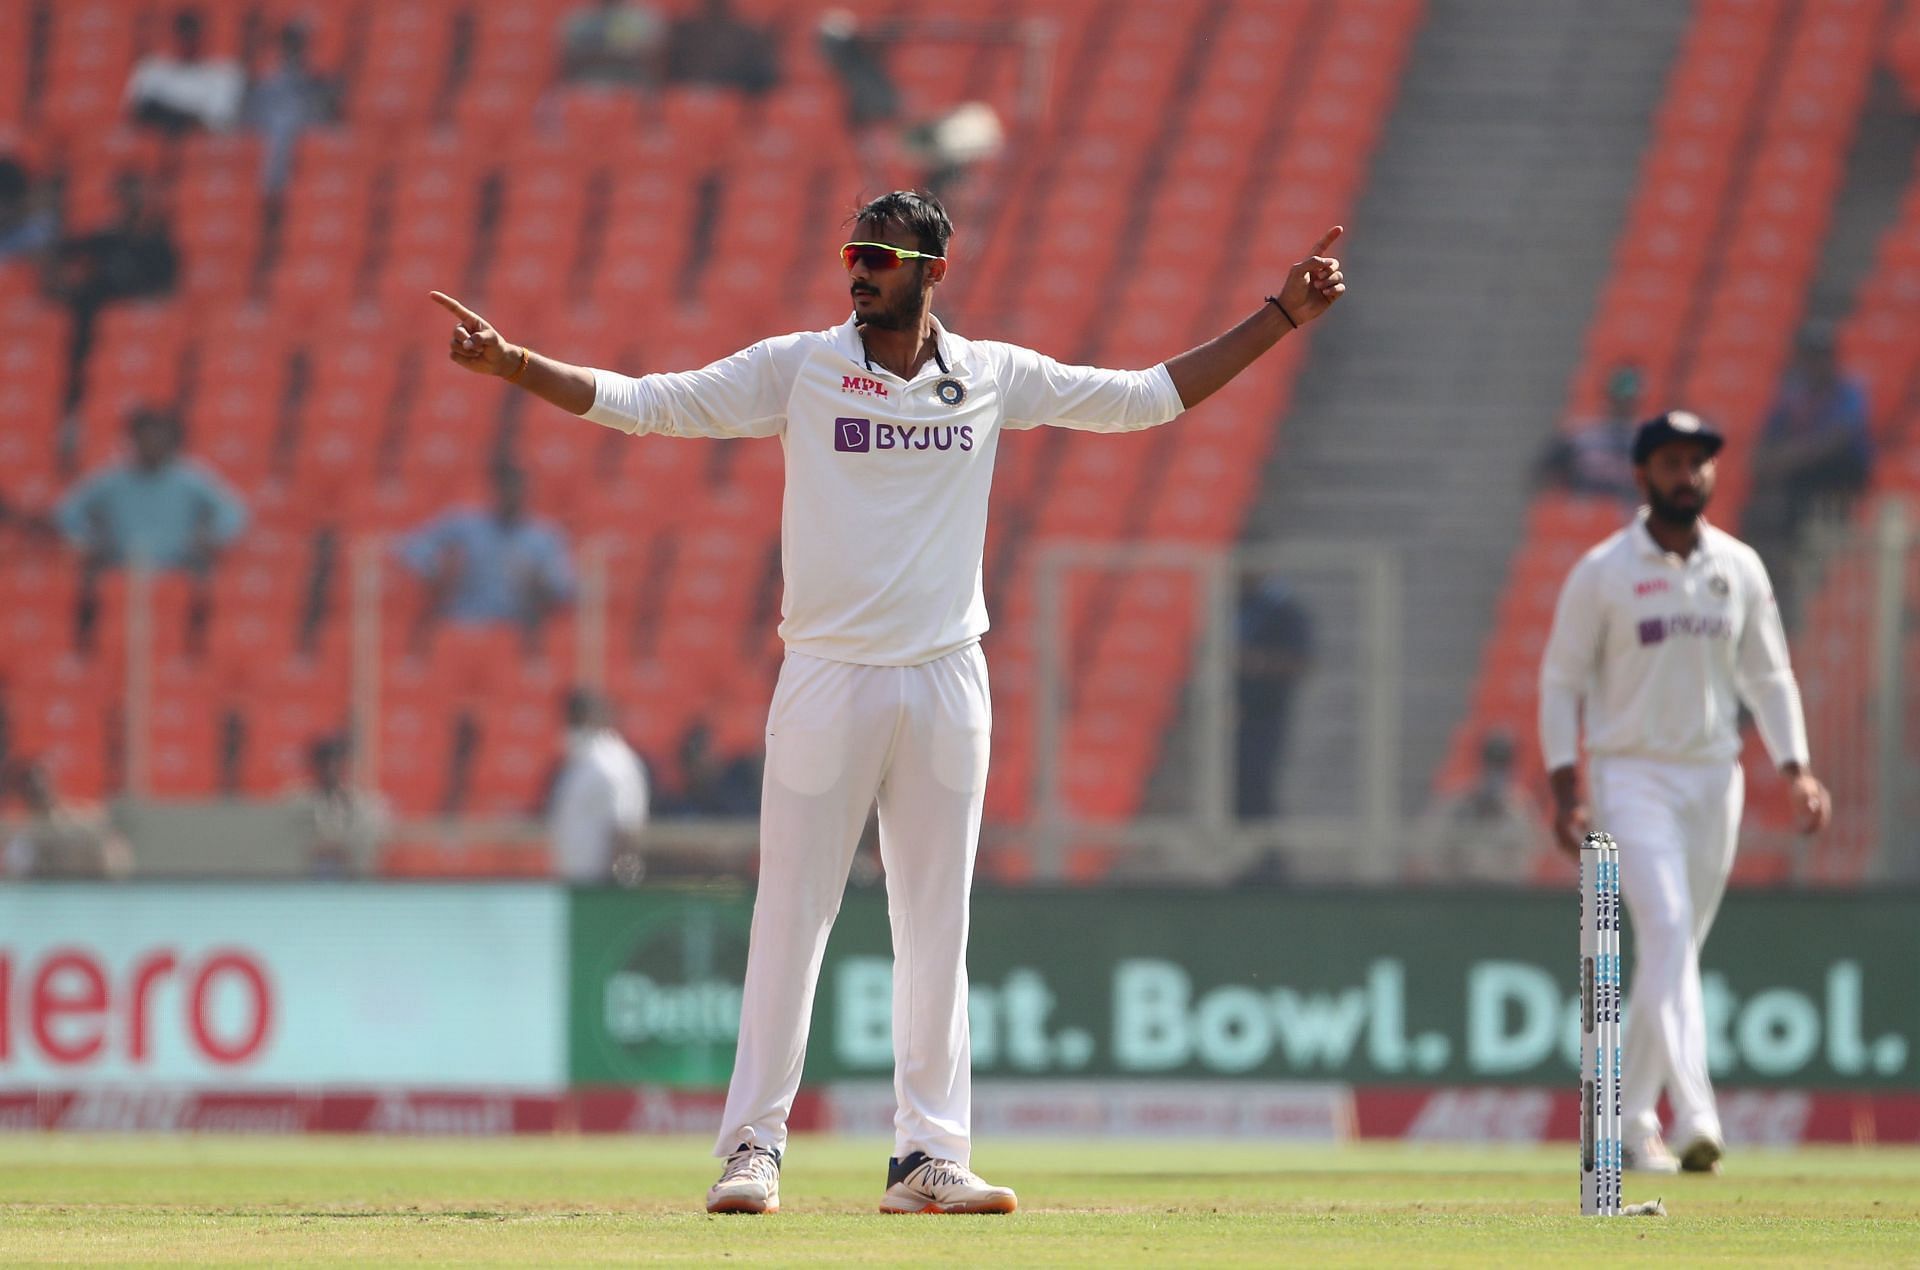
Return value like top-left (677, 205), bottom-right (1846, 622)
top-left (1589, 754), bottom-right (1744, 1146)
top-left (714, 644), bottom-right (991, 1164)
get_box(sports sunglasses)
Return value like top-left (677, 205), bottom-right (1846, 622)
top-left (840, 241), bottom-right (945, 271)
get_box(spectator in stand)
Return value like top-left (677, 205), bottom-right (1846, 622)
top-left (1537, 364), bottom-right (1644, 506)
top-left (124, 8), bottom-right (244, 136)
top-left (1745, 322), bottom-right (1873, 599)
top-left (44, 169), bottom-right (179, 436)
top-left (2, 761), bottom-right (134, 881)
top-left (1410, 731), bottom-right (1548, 884)
top-left (1235, 572), bottom-right (1314, 820)
top-left (398, 464), bottom-right (576, 651)
top-left (290, 735), bottom-right (389, 878)
top-left (0, 157), bottom-right (58, 265)
top-left (655, 720), bottom-right (759, 817)
top-left (818, 11), bottom-right (901, 154)
top-left (665, 0), bottom-right (778, 96)
top-left (815, 11), bottom-right (1002, 198)
top-left (560, 0), bottom-right (666, 88)
top-left (243, 21), bottom-right (338, 197)
top-left (549, 688), bottom-right (649, 884)
top-left (56, 406), bottom-right (247, 650)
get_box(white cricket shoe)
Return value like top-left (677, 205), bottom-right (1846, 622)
top-left (1623, 1133), bottom-right (1680, 1174)
top-left (880, 1152), bottom-right (1018, 1214)
top-left (1679, 1135), bottom-right (1725, 1175)
top-left (706, 1142), bottom-right (780, 1214)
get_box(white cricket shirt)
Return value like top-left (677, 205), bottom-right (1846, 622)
top-left (1538, 510), bottom-right (1809, 771)
top-left (585, 315), bottom-right (1184, 665)
top-left (549, 727), bottom-right (649, 882)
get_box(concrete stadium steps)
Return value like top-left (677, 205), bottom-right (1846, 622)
top-left (1224, 0), bottom-right (1692, 836)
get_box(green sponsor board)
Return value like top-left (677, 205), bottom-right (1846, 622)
top-left (568, 888), bottom-right (1918, 1088)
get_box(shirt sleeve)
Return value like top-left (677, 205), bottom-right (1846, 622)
top-left (613, 752), bottom-right (649, 831)
top-left (1840, 381), bottom-right (1873, 462)
top-left (398, 513), bottom-right (458, 575)
top-left (124, 59), bottom-right (155, 106)
top-left (583, 336), bottom-right (799, 439)
top-left (1537, 554), bottom-right (1605, 771)
top-left (208, 63), bottom-right (244, 131)
top-left (54, 472), bottom-right (107, 544)
top-left (993, 343), bottom-right (1185, 433)
top-left (535, 526), bottom-right (577, 600)
top-left (548, 764), bottom-right (613, 874)
top-left (1733, 554), bottom-right (1811, 769)
top-left (187, 463), bottom-right (248, 545)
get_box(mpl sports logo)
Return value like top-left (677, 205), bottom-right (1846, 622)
top-left (840, 375), bottom-right (890, 400)
top-left (834, 416), bottom-right (974, 454)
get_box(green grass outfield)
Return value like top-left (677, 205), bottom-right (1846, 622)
top-left (1, 1135), bottom-right (1917, 1266)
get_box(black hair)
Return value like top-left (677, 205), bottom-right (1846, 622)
top-left (849, 190), bottom-right (951, 258)
top-left (0, 158), bottom-right (26, 203)
top-left (127, 405), bottom-right (182, 440)
top-left (565, 687), bottom-right (605, 729)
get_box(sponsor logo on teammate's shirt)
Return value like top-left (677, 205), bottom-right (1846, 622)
top-left (1637, 614), bottom-right (1732, 646)
top-left (833, 417), bottom-right (974, 454)
top-left (840, 375), bottom-right (890, 400)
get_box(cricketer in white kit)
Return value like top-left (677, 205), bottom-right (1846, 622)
top-left (430, 191), bottom-right (1347, 1214)
top-left (1539, 409), bottom-right (1831, 1177)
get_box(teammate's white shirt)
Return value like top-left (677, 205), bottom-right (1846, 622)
top-left (549, 727), bottom-right (649, 881)
top-left (1538, 510), bottom-right (1809, 771)
top-left (585, 315), bottom-right (1184, 665)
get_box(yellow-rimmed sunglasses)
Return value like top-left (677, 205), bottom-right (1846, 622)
top-left (840, 241), bottom-right (945, 271)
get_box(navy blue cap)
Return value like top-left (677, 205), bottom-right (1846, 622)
top-left (1631, 410), bottom-right (1724, 465)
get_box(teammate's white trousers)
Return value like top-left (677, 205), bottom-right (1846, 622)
top-left (1589, 754), bottom-right (1743, 1146)
top-left (715, 644), bottom-right (991, 1164)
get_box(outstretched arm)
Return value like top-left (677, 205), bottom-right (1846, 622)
top-left (1164, 226), bottom-right (1347, 410)
top-left (431, 291), bottom-right (596, 416)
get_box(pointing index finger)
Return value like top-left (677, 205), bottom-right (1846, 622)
top-left (430, 290), bottom-right (483, 325)
top-left (1311, 225), bottom-right (1344, 256)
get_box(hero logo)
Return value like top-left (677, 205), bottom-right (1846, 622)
top-left (1634, 578), bottom-right (1669, 597)
top-left (840, 375), bottom-right (890, 400)
top-left (833, 416), bottom-right (973, 455)
top-left (0, 946), bottom-right (274, 1067)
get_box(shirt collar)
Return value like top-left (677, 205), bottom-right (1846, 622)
top-left (830, 313), bottom-right (968, 381)
top-left (1631, 506), bottom-right (1716, 563)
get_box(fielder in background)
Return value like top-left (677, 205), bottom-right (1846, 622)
top-left (1538, 410), bottom-right (1831, 1176)
top-left (429, 190), bottom-right (1345, 1215)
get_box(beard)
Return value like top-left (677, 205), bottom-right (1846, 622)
top-left (855, 296), bottom-right (909, 330)
top-left (853, 264), bottom-right (925, 331)
top-left (1646, 484), bottom-right (1706, 526)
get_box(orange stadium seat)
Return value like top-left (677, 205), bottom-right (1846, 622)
top-left (39, 1), bottom-right (141, 144)
top-left (12, 0), bottom-right (1435, 864)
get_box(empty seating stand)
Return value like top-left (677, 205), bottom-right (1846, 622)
top-left (1, 0), bottom-right (1418, 880)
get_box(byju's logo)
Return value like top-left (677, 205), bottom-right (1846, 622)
top-left (835, 417), bottom-right (871, 452)
top-left (832, 416), bottom-right (975, 455)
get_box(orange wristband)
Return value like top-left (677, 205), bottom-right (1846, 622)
top-left (506, 345), bottom-right (531, 382)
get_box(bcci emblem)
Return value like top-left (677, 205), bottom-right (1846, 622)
top-left (935, 377), bottom-right (967, 407)
top-left (1708, 574), bottom-right (1730, 599)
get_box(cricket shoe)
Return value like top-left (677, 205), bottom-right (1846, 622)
top-left (706, 1142), bottom-right (780, 1214)
top-left (1623, 1133), bottom-right (1680, 1175)
top-left (880, 1152), bottom-right (1018, 1214)
top-left (1679, 1135), bottom-right (1724, 1175)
